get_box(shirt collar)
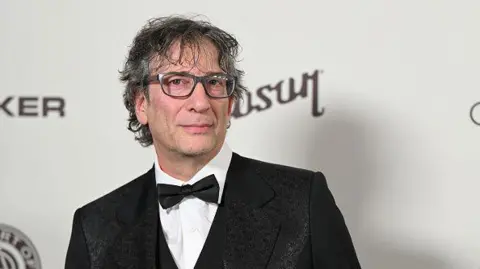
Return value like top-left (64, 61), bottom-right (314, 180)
top-left (154, 142), bottom-right (233, 204)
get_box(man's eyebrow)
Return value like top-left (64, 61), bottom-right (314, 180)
top-left (204, 71), bottom-right (228, 76)
top-left (157, 70), bottom-right (227, 76)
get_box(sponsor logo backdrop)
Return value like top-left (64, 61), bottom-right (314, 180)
top-left (1, 1), bottom-right (479, 268)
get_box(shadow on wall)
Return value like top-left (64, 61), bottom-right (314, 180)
top-left (299, 109), bottom-right (451, 269)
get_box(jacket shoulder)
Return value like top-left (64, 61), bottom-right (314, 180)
top-left (235, 153), bottom-right (324, 200)
top-left (239, 153), bottom-right (319, 181)
top-left (77, 167), bottom-right (154, 216)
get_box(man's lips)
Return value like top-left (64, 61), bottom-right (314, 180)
top-left (182, 124), bottom-right (212, 127)
top-left (181, 124), bottom-right (213, 133)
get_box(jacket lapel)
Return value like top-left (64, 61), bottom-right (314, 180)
top-left (223, 153), bottom-right (281, 269)
top-left (193, 202), bottom-right (227, 269)
top-left (107, 167), bottom-right (158, 269)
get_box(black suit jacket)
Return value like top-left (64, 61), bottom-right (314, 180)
top-left (65, 153), bottom-right (361, 269)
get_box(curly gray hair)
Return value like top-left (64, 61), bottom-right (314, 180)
top-left (119, 15), bottom-right (247, 147)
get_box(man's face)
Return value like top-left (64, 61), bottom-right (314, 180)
top-left (135, 40), bottom-right (234, 158)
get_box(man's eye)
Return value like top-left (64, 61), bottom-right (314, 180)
top-left (165, 77), bottom-right (190, 86)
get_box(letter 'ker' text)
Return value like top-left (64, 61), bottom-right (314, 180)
top-left (0, 96), bottom-right (65, 117)
top-left (232, 70), bottom-right (325, 118)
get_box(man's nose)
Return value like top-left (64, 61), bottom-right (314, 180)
top-left (186, 81), bottom-right (210, 112)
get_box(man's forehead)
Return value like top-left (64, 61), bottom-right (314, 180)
top-left (150, 40), bottom-right (221, 73)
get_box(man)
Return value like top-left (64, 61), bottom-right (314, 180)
top-left (65, 16), bottom-right (361, 269)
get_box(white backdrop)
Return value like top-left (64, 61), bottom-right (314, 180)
top-left (1, 0), bottom-right (479, 268)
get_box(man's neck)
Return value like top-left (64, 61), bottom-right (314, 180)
top-left (154, 145), bottom-right (222, 182)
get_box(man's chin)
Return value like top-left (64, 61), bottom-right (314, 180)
top-left (178, 140), bottom-right (218, 157)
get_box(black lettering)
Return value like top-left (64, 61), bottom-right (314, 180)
top-left (255, 85), bottom-right (273, 111)
top-left (19, 97), bottom-right (38, 116)
top-left (43, 97), bottom-right (65, 117)
top-left (275, 80), bottom-right (296, 104)
top-left (232, 92), bottom-right (254, 119)
top-left (307, 70), bottom-right (325, 117)
top-left (0, 96), bottom-right (14, 116)
top-left (471, 102), bottom-right (480, 126)
top-left (287, 75), bottom-right (308, 101)
top-left (232, 69), bottom-right (324, 118)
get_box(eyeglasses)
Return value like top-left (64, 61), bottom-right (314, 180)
top-left (147, 72), bottom-right (236, 99)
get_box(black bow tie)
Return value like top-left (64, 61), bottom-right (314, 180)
top-left (157, 174), bottom-right (220, 209)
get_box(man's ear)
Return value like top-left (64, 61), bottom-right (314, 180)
top-left (227, 96), bottom-right (235, 116)
top-left (135, 92), bottom-right (148, 125)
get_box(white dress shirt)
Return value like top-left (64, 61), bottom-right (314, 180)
top-left (154, 142), bottom-right (232, 269)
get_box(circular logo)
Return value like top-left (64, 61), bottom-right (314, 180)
top-left (471, 102), bottom-right (480, 126)
top-left (0, 224), bottom-right (41, 269)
